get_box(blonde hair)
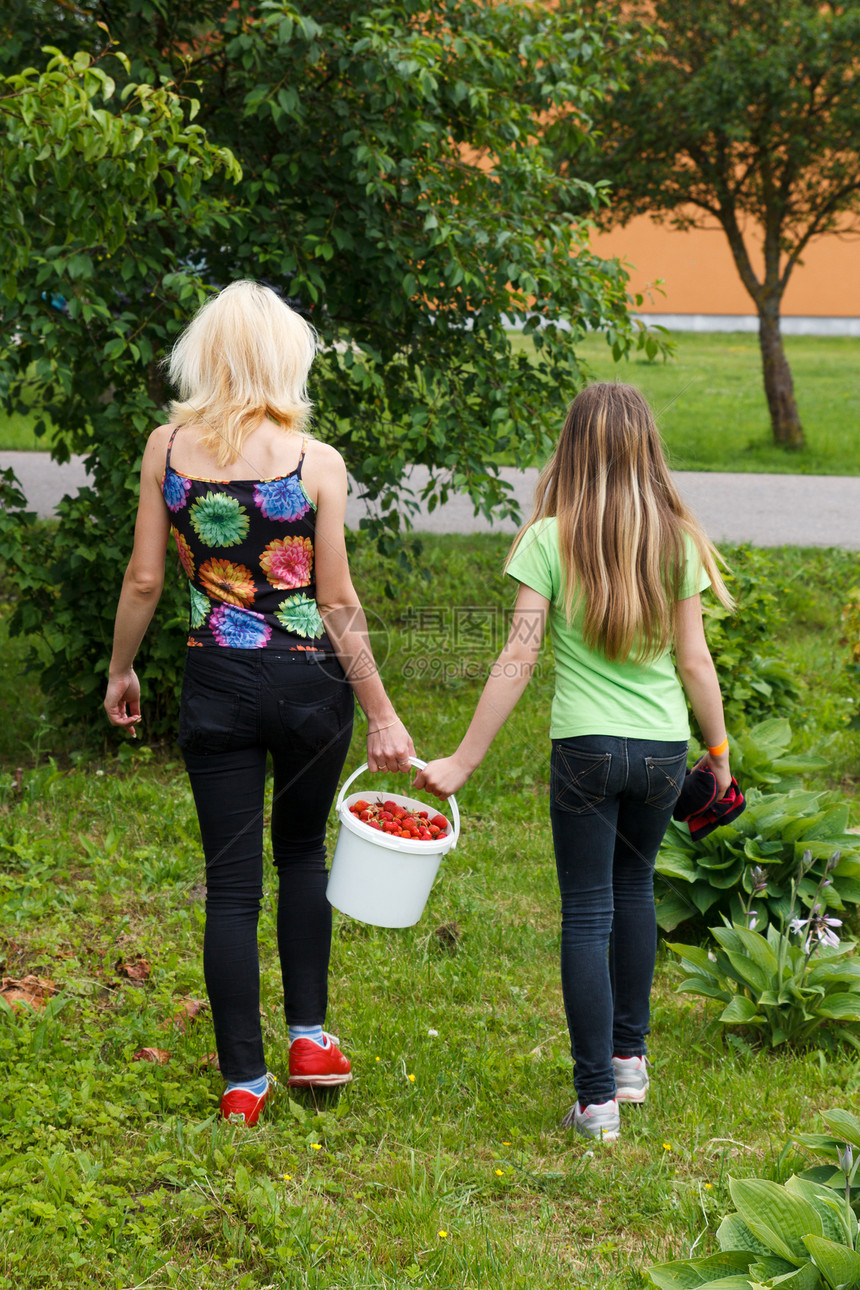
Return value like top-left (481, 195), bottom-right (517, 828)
top-left (166, 280), bottom-right (317, 466)
top-left (505, 382), bottom-right (734, 662)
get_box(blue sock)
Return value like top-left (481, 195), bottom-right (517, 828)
top-left (289, 1024), bottom-right (325, 1048)
top-left (225, 1074), bottom-right (269, 1097)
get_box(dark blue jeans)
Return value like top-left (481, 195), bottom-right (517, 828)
top-left (549, 735), bottom-right (687, 1106)
top-left (178, 648), bottom-right (354, 1084)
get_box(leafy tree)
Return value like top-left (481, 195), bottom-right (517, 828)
top-left (1, 2), bottom-right (658, 738)
top-left (564, 0), bottom-right (860, 450)
top-left (0, 45), bottom-right (241, 732)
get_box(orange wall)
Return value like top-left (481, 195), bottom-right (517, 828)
top-left (588, 214), bottom-right (860, 317)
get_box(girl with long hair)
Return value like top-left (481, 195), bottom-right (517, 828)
top-left (105, 281), bottom-right (413, 1125)
top-left (414, 382), bottom-right (733, 1141)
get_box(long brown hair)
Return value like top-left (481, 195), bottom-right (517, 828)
top-left (505, 383), bottom-right (733, 662)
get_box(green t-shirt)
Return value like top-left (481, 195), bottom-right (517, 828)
top-left (505, 518), bottom-right (710, 741)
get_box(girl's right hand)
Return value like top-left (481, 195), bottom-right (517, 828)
top-left (412, 754), bottom-right (472, 801)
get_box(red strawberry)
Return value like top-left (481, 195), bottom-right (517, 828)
top-left (353, 800), bottom-right (370, 813)
top-left (430, 814), bottom-right (448, 832)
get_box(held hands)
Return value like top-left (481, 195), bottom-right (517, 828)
top-left (366, 716), bottom-right (414, 775)
top-left (412, 754), bottom-right (472, 801)
top-left (104, 669), bottom-right (142, 737)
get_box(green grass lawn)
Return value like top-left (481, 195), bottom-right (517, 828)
top-left (515, 330), bottom-right (860, 475)
top-left (1, 534), bottom-right (859, 1289)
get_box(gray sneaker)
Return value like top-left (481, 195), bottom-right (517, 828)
top-left (612, 1055), bottom-right (649, 1103)
top-left (562, 1099), bottom-right (620, 1141)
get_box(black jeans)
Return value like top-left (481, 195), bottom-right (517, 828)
top-left (549, 735), bottom-right (687, 1106)
top-left (178, 648), bottom-right (354, 1084)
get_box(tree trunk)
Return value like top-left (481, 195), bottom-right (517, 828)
top-left (757, 300), bottom-right (805, 449)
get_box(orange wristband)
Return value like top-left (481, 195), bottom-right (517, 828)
top-left (707, 736), bottom-right (729, 757)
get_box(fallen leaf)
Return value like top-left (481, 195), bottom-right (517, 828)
top-left (162, 998), bottom-right (208, 1031)
top-left (198, 1051), bottom-right (221, 1071)
top-left (116, 955), bottom-right (151, 983)
top-left (0, 974), bottom-right (57, 1010)
top-left (132, 1047), bottom-right (170, 1064)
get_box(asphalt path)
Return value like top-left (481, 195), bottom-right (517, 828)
top-left (2, 450), bottom-right (858, 548)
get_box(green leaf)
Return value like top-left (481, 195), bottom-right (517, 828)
top-left (820, 1109), bottom-right (860, 1153)
top-left (720, 996), bottom-right (763, 1024)
top-left (814, 996), bottom-right (860, 1021)
top-left (717, 1214), bottom-right (775, 1257)
top-left (730, 926), bottom-right (780, 976)
top-left (785, 1177), bottom-right (857, 1247)
top-left (803, 1234), bottom-right (860, 1289)
top-left (645, 1253), bottom-right (755, 1289)
top-left (729, 1178), bottom-right (823, 1264)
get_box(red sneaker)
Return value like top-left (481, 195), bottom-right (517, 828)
top-left (219, 1072), bottom-right (276, 1126)
top-left (288, 1032), bottom-right (352, 1087)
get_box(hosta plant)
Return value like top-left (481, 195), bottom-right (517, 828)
top-left (699, 717), bottom-right (829, 794)
top-left (647, 1172), bottom-right (860, 1290)
top-left (669, 913), bottom-right (860, 1051)
top-left (655, 789), bottom-right (860, 934)
top-left (797, 1108), bottom-right (860, 1218)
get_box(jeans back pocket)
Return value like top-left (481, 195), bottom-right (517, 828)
top-left (278, 688), bottom-right (354, 755)
top-left (551, 746), bottom-right (612, 815)
top-left (644, 750), bottom-right (688, 810)
top-left (178, 687), bottom-right (243, 755)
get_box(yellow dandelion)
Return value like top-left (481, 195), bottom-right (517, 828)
top-left (311, 1143), bottom-right (322, 1151)
top-left (662, 1142), bottom-right (672, 1151)
top-left (704, 1183), bottom-right (713, 1190)
top-left (282, 1173), bottom-right (292, 1181)
top-left (438, 1230), bottom-right (448, 1238)
top-left (495, 1169), bottom-right (505, 1176)
top-left (407, 1073), bottom-right (416, 1082)
top-left (375, 1057), bottom-right (381, 1062)
top-left (502, 1140), bottom-right (512, 1146)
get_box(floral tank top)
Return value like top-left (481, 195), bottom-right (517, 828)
top-left (162, 429), bottom-right (334, 652)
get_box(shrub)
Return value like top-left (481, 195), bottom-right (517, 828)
top-left (703, 547), bottom-right (801, 729)
top-left (655, 789), bottom-right (860, 934)
top-left (700, 717), bottom-right (828, 794)
top-left (843, 580), bottom-right (860, 731)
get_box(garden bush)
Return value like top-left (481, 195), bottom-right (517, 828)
top-left (703, 546), bottom-right (801, 730)
top-left (655, 788), bottom-right (860, 934)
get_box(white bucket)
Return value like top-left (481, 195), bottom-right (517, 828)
top-left (326, 758), bottom-right (460, 928)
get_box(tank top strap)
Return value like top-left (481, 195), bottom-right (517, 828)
top-left (165, 426), bottom-right (180, 472)
top-left (296, 437), bottom-right (308, 479)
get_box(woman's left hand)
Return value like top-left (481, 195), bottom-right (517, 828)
top-left (104, 669), bottom-right (142, 736)
top-left (366, 716), bottom-right (414, 775)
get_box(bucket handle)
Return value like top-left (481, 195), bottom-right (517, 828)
top-left (336, 757), bottom-right (460, 849)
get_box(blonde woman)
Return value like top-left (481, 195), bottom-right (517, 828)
top-left (105, 281), bottom-right (412, 1125)
top-left (415, 383), bottom-right (733, 1142)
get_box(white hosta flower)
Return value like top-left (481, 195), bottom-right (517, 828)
top-left (789, 906), bottom-right (842, 953)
